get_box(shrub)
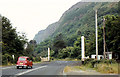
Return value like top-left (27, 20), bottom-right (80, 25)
top-left (33, 56), bottom-right (41, 62)
top-left (50, 57), bottom-right (54, 61)
top-left (100, 59), bottom-right (117, 64)
top-left (84, 59), bottom-right (117, 68)
top-left (2, 54), bottom-right (13, 65)
top-left (2, 55), bottom-right (7, 65)
top-left (84, 58), bottom-right (94, 65)
top-left (90, 60), bottom-right (101, 68)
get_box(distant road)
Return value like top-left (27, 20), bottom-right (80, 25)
top-left (2, 61), bottom-right (118, 77)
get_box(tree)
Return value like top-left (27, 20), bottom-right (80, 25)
top-left (105, 15), bottom-right (120, 59)
top-left (2, 16), bottom-right (27, 64)
top-left (85, 15), bottom-right (120, 59)
top-left (25, 40), bottom-right (37, 57)
top-left (71, 36), bottom-right (81, 58)
top-left (53, 33), bottom-right (66, 57)
top-left (58, 47), bottom-right (73, 59)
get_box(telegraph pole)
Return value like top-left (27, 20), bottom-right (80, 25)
top-left (103, 17), bottom-right (106, 59)
top-left (95, 10), bottom-right (98, 60)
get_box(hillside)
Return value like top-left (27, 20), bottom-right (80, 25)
top-left (34, 2), bottom-right (118, 44)
top-left (33, 2), bottom-right (119, 58)
top-left (34, 22), bottom-right (59, 43)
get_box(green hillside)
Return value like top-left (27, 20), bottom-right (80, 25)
top-left (33, 2), bottom-right (119, 59)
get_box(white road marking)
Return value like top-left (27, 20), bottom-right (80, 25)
top-left (15, 66), bottom-right (47, 76)
top-left (2, 66), bottom-right (14, 70)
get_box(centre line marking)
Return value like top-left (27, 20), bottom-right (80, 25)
top-left (15, 65), bottom-right (47, 76)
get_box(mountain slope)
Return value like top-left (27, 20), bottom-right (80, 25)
top-left (34, 22), bottom-right (59, 43)
top-left (34, 2), bottom-right (118, 44)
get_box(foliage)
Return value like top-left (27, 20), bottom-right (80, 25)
top-left (84, 58), bottom-right (117, 68)
top-left (104, 15), bottom-right (120, 59)
top-left (84, 58), bottom-right (94, 65)
top-left (33, 56), bottom-right (41, 62)
top-left (83, 59), bottom-right (118, 74)
top-left (58, 47), bottom-right (73, 59)
top-left (52, 33), bottom-right (66, 57)
top-left (2, 16), bottom-right (28, 65)
top-left (34, 2), bottom-right (119, 60)
top-left (57, 36), bottom-right (82, 59)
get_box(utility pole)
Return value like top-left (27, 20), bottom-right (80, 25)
top-left (103, 17), bottom-right (106, 59)
top-left (95, 10), bottom-right (98, 60)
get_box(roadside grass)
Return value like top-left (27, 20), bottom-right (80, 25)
top-left (63, 60), bottom-right (119, 74)
top-left (64, 66), bottom-right (73, 73)
top-left (1, 62), bottom-right (16, 67)
top-left (73, 65), bottom-right (89, 71)
top-left (80, 63), bottom-right (118, 74)
top-left (33, 61), bottom-right (41, 64)
top-left (96, 63), bottom-right (118, 74)
top-left (64, 65), bottom-right (87, 73)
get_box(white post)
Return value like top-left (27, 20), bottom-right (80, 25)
top-left (95, 10), bottom-right (98, 60)
top-left (12, 55), bottom-right (14, 65)
top-left (48, 47), bottom-right (50, 61)
top-left (12, 55), bottom-right (15, 60)
top-left (81, 36), bottom-right (85, 61)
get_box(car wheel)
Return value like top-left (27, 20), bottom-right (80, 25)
top-left (30, 66), bottom-right (32, 69)
top-left (17, 66), bottom-right (19, 69)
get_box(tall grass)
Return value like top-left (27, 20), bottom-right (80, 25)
top-left (96, 63), bottom-right (118, 74)
top-left (83, 59), bottom-right (118, 74)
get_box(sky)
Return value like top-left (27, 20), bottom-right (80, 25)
top-left (0, 0), bottom-right (81, 41)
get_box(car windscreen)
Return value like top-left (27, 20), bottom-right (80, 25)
top-left (19, 58), bottom-right (26, 61)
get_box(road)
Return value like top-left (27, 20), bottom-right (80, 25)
top-left (1, 61), bottom-right (119, 77)
top-left (2, 61), bottom-right (81, 77)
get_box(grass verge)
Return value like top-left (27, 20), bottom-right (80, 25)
top-left (95, 63), bottom-right (118, 74)
top-left (64, 66), bottom-right (73, 73)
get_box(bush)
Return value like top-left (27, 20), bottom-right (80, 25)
top-left (50, 57), bottom-right (54, 61)
top-left (90, 60), bottom-right (101, 68)
top-left (2, 55), bottom-right (7, 65)
top-left (34, 56), bottom-right (41, 62)
top-left (100, 59), bottom-right (117, 64)
top-left (76, 55), bottom-right (81, 60)
top-left (83, 59), bottom-right (117, 68)
top-left (2, 54), bottom-right (13, 65)
top-left (84, 58), bottom-right (94, 65)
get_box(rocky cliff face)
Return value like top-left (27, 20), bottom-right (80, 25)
top-left (34, 22), bottom-right (59, 43)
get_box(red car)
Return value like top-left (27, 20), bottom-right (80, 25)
top-left (16, 56), bottom-right (33, 69)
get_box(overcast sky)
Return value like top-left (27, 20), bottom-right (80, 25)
top-left (0, 0), bottom-right (81, 41)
